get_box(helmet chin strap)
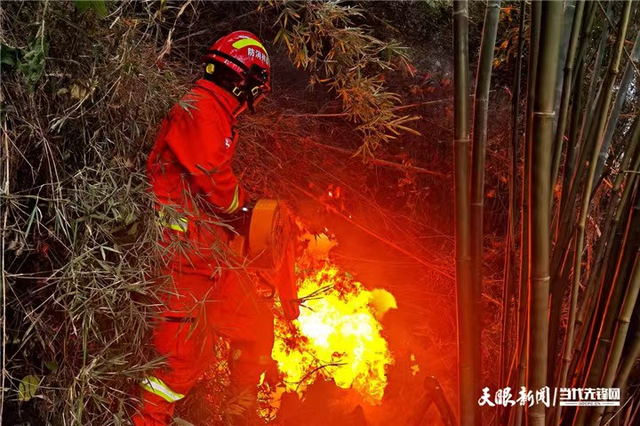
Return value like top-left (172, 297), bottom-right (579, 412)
top-left (203, 61), bottom-right (265, 115)
top-left (230, 87), bottom-right (255, 115)
top-left (232, 102), bottom-right (248, 117)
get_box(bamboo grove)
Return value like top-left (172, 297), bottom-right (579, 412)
top-left (453, 0), bottom-right (640, 425)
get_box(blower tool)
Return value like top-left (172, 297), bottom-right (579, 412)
top-left (227, 199), bottom-right (300, 320)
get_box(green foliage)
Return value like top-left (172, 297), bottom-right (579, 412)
top-left (18, 375), bottom-right (40, 402)
top-left (75, 0), bottom-right (108, 17)
top-left (16, 36), bottom-right (49, 88)
top-left (1, 43), bottom-right (20, 66)
top-left (1, 36), bottom-right (49, 89)
top-left (44, 361), bottom-right (59, 372)
top-left (270, 0), bottom-right (420, 157)
top-left (419, 0), bottom-right (453, 26)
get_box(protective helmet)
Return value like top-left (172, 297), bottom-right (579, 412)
top-left (202, 31), bottom-right (271, 113)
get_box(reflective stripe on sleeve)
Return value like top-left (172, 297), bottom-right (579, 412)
top-left (157, 211), bottom-right (188, 232)
top-left (225, 185), bottom-right (241, 214)
top-left (140, 377), bottom-right (185, 403)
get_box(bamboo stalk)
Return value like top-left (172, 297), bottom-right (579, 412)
top-left (547, 244), bottom-right (574, 389)
top-left (570, 0), bottom-right (597, 90)
top-left (613, 116), bottom-right (640, 193)
top-left (470, 0), bottom-right (501, 408)
top-left (593, 30), bottom-right (640, 186)
top-left (591, 250), bottom-right (640, 425)
top-left (558, 60), bottom-right (585, 230)
top-left (568, 158), bottom-right (624, 385)
top-left (452, 1), bottom-right (477, 424)
top-left (589, 124), bottom-right (640, 426)
top-left (559, 1), bottom-right (632, 417)
top-left (551, 90), bottom-right (603, 283)
top-left (612, 321), bottom-right (640, 409)
top-left (582, 147), bottom-right (640, 370)
top-left (514, 3), bottom-right (540, 425)
top-left (550, 0), bottom-right (585, 206)
top-left (552, 13), bottom-right (626, 400)
top-left (0, 114), bottom-right (10, 424)
top-left (551, 2), bottom-right (615, 277)
top-left (501, 0), bottom-right (526, 404)
top-left (575, 113), bottom-right (639, 333)
top-left (581, 3), bottom-right (611, 149)
top-left (546, 1), bottom-right (586, 391)
top-left (569, 272), bottom-right (599, 384)
top-left (552, 0), bottom-right (577, 135)
top-left (578, 157), bottom-right (639, 380)
top-left (528, 1), bottom-right (564, 424)
top-left (572, 2), bottom-right (634, 423)
top-left (575, 187), bottom-right (639, 425)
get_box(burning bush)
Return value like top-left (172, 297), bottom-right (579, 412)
top-left (272, 263), bottom-right (395, 404)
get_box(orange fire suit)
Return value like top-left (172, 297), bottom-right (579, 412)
top-left (133, 79), bottom-right (274, 425)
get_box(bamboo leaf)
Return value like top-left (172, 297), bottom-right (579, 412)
top-left (45, 361), bottom-right (58, 372)
top-left (18, 375), bottom-right (40, 402)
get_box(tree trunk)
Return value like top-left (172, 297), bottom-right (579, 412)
top-left (550, 1), bottom-right (615, 279)
top-left (571, 2), bottom-right (634, 423)
top-left (514, 3), bottom-right (540, 425)
top-left (610, 314), bottom-right (640, 420)
top-left (470, 0), bottom-right (501, 408)
top-left (550, 0), bottom-right (585, 205)
top-left (502, 0), bottom-right (525, 404)
top-left (592, 250), bottom-right (640, 425)
top-left (566, 125), bottom-right (635, 385)
top-left (528, 1), bottom-right (564, 425)
top-left (552, 0), bottom-right (577, 135)
top-left (547, 1), bottom-right (586, 392)
top-left (452, 1), bottom-right (477, 424)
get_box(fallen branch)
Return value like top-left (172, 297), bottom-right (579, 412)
top-left (283, 98), bottom-right (453, 118)
top-left (300, 138), bottom-right (446, 177)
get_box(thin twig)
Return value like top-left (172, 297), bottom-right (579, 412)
top-left (1, 117), bottom-right (9, 422)
top-left (292, 181), bottom-right (455, 280)
top-left (284, 98), bottom-right (454, 118)
top-left (301, 138), bottom-right (446, 177)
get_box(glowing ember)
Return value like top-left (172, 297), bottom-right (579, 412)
top-left (271, 255), bottom-right (395, 406)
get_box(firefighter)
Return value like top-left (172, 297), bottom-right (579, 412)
top-left (132, 31), bottom-right (273, 425)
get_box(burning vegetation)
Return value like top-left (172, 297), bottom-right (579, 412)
top-left (271, 233), bottom-right (396, 407)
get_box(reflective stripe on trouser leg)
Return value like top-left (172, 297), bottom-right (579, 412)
top-left (226, 185), bottom-right (240, 214)
top-left (140, 376), bottom-right (185, 403)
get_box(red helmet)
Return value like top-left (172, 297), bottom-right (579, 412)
top-left (202, 31), bottom-right (271, 111)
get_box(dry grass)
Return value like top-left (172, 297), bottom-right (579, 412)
top-left (1, 1), bottom-right (193, 423)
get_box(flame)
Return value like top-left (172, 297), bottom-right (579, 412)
top-left (271, 259), bottom-right (395, 406)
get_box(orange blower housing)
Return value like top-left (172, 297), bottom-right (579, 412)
top-left (229, 199), bottom-right (300, 320)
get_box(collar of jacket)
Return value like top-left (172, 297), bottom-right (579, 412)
top-left (194, 78), bottom-right (240, 122)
